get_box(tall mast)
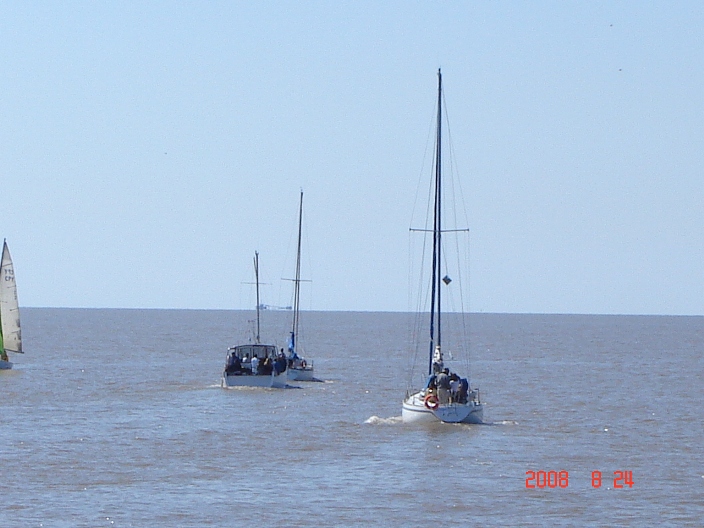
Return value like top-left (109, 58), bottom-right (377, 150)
top-left (290, 191), bottom-right (304, 353)
top-left (254, 251), bottom-right (261, 344)
top-left (428, 68), bottom-right (443, 375)
top-left (436, 69), bottom-right (443, 354)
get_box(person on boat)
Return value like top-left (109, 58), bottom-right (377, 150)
top-left (436, 368), bottom-right (451, 404)
top-left (458, 378), bottom-right (469, 404)
top-left (274, 352), bottom-right (287, 375)
top-left (424, 373), bottom-right (437, 392)
top-left (251, 355), bottom-right (259, 375)
top-left (449, 373), bottom-right (460, 402)
top-left (225, 354), bottom-right (242, 375)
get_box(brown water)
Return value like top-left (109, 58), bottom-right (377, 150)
top-left (1, 308), bottom-right (702, 526)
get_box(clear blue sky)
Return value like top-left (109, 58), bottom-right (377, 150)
top-left (2, 1), bottom-right (703, 314)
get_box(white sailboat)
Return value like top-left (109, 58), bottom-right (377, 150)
top-left (402, 70), bottom-right (484, 424)
top-left (286, 191), bottom-right (316, 382)
top-left (0, 240), bottom-right (23, 370)
top-left (221, 252), bottom-right (288, 388)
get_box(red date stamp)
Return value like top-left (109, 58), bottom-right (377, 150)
top-left (525, 470), bottom-right (634, 489)
top-left (525, 470), bottom-right (570, 488)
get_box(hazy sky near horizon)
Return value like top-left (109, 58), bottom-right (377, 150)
top-left (2, 2), bottom-right (703, 315)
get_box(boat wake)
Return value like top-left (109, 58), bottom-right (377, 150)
top-left (364, 415), bottom-right (403, 425)
top-left (220, 384), bottom-right (300, 391)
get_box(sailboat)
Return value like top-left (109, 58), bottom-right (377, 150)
top-left (0, 240), bottom-right (23, 370)
top-left (221, 252), bottom-right (288, 388)
top-left (286, 191), bottom-right (316, 382)
top-left (401, 70), bottom-right (484, 424)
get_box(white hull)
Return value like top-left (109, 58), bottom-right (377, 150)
top-left (221, 371), bottom-right (287, 389)
top-left (0, 359), bottom-right (12, 370)
top-left (287, 365), bottom-right (315, 382)
top-left (402, 391), bottom-right (483, 424)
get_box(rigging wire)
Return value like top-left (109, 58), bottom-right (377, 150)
top-left (406, 74), bottom-right (475, 387)
top-left (443, 87), bottom-right (473, 377)
top-left (407, 99), bottom-right (439, 388)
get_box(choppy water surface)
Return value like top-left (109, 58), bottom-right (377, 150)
top-left (1, 309), bottom-right (702, 526)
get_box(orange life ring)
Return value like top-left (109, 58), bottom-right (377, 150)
top-left (424, 393), bottom-right (439, 410)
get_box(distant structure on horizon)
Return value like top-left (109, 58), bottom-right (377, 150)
top-left (258, 304), bottom-right (292, 311)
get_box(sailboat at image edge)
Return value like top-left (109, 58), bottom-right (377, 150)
top-left (0, 240), bottom-right (23, 370)
top-left (286, 190), bottom-right (316, 382)
top-left (401, 70), bottom-right (484, 424)
top-left (221, 252), bottom-right (289, 388)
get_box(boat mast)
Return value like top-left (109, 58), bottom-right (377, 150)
top-left (428, 68), bottom-right (443, 376)
top-left (290, 190), bottom-right (304, 354)
top-left (254, 251), bottom-right (261, 344)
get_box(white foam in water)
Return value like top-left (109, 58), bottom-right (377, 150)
top-left (364, 415), bottom-right (403, 425)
